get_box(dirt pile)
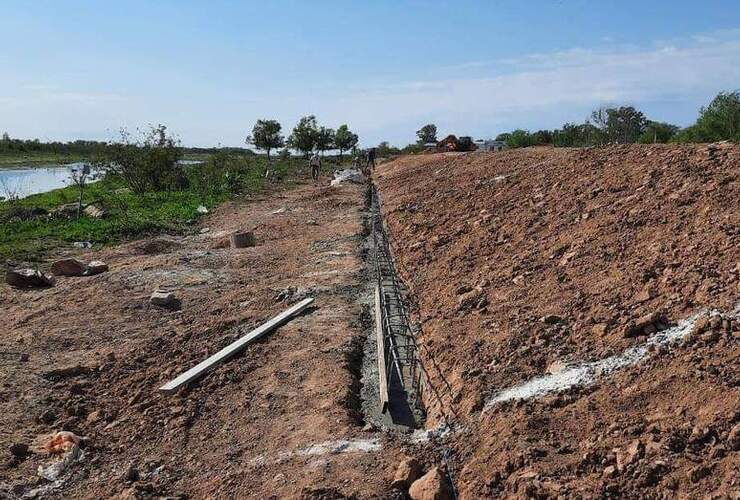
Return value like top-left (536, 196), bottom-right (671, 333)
top-left (375, 144), bottom-right (739, 498)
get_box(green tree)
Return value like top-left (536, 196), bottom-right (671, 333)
top-left (677, 91), bottom-right (740, 142)
top-left (287, 115), bottom-right (319, 157)
top-left (533, 129), bottom-right (553, 145)
top-left (334, 124), bottom-right (359, 161)
top-left (506, 130), bottom-right (538, 148)
top-left (315, 126), bottom-right (335, 155)
top-left (638, 121), bottom-right (680, 144)
top-left (376, 141), bottom-right (400, 157)
top-left (416, 124), bottom-right (438, 144)
top-left (247, 119), bottom-right (284, 161)
top-left (100, 125), bottom-right (183, 193)
top-left (591, 106), bottom-right (647, 144)
top-left (495, 132), bottom-right (512, 143)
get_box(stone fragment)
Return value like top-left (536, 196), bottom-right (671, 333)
top-left (391, 457), bottom-right (423, 490)
top-left (540, 315), bottom-right (562, 324)
top-left (83, 204), bottom-right (106, 219)
top-left (230, 231), bottom-right (256, 248)
top-left (9, 442), bottom-right (29, 457)
top-left (591, 323), bottom-right (608, 336)
top-left (6, 269), bottom-right (55, 288)
top-left (151, 290), bottom-right (176, 307)
top-left (728, 422), bottom-right (740, 451)
top-left (51, 258), bottom-right (87, 276)
top-left (623, 312), bottom-right (660, 338)
top-left (85, 261), bottom-right (109, 275)
top-left (408, 467), bottom-right (452, 500)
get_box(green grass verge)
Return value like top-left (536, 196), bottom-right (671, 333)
top-left (0, 155), bottom-right (343, 263)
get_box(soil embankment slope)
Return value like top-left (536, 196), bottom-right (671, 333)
top-left (375, 144), bottom-right (739, 498)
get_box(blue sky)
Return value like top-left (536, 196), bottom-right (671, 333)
top-left (2, 0), bottom-right (739, 147)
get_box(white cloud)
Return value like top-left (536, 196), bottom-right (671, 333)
top-left (313, 32), bottom-right (740, 144)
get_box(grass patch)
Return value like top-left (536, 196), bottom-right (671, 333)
top-left (0, 155), bottom-right (312, 263)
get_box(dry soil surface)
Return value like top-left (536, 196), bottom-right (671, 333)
top-left (0, 180), bottom-right (418, 499)
top-left (375, 144), bottom-right (740, 498)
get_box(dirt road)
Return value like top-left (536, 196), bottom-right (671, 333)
top-left (0, 180), bottom-right (409, 498)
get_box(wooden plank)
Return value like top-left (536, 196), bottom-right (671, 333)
top-left (159, 297), bottom-right (314, 394)
top-left (375, 285), bottom-right (389, 413)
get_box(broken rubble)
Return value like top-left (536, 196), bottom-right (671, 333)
top-left (5, 269), bottom-right (55, 288)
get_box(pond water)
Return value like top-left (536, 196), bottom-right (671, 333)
top-left (0, 160), bottom-right (203, 200)
top-left (0, 163), bottom-right (87, 200)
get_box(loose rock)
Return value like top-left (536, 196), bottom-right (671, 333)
top-left (391, 457), bottom-right (423, 490)
top-left (51, 258), bottom-right (87, 277)
top-left (230, 230), bottom-right (256, 248)
top-left (408, 467), bottom-right (452, 500)
top-left (6, 269), bottom-right (55, 288)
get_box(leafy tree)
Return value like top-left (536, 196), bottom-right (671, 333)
top-left (553, 122), bottom-right (603, 147)
top-left (416, 124), bottom-right (438, 144)
top-left (591, 106), bottom-right (647, 144)
top-left (334, 124), bottom-right (359, 161)
top-left (100, 125), bottom-right (183, 193)
top-left (376, 141), bottom-right (400, 157)
top-left (533, 129), bottom-right (553, 144)
top-left (315, 126), bottom-right (335, 155)
top-left (247, 119), bottom-right (284, 161)
top-left (638, 121), bottom-right (680, 144)
top-left (494, 132), bottom-right (511, 143)
top-left (506, 130), bottom-right (538, 148)
top-left (676, 91), bottom-right (740, 142)
top-left (287, 115), bottom-right (319, 157)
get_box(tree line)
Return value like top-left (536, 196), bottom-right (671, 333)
top-left (491, 90), bottom-right (740, 149)
top-left (247, 116), bottom-right (359, 161)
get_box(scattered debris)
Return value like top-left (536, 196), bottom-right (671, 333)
top-left (44, 431), bottom-right (84, 454)
top-left (6, 269), bottom-right (55, 288)
top-left (38, 443), bottom-right (83, 481)
top-left (73, 241), bottom-right (92, 249)
top-left (330, 169), bottom-right (365, 186)
top-left (83, 204), bottom-right (106, 219)
top-left (196, 205), bottom-right (209, 214)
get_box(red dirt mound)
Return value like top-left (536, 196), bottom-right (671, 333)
top-left (375, 144), bottom-right (739, 498)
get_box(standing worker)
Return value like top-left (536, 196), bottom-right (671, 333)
top-left (366, 147), bottom-right (377, 172)
top-left (310, 152), bottom-right (321, 183)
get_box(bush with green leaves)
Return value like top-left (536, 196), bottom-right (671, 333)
top-left (100, 125), bottom-right (184, 193)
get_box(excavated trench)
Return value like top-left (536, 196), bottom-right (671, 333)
top-left (346, 184), bottom-right (427, 431)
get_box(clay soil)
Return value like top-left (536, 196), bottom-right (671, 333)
top-left (0, 179), bottom-right (412, 499)
top-left (374, 144), bottom-right (739, 498)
